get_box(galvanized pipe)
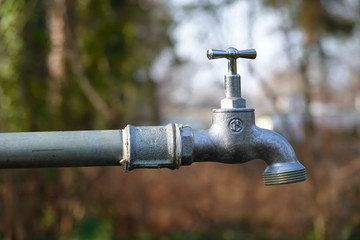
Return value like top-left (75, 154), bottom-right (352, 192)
top-left (0, 124), bottom-right (181, 170)
top-left (0, 130), bottom-right (123, 168)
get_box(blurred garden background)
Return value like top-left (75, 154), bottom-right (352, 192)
top-left (0, 0), bottom-right (360, 239)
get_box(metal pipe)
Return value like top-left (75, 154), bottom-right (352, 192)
top-left (0, 130), bottom-right (123, 168)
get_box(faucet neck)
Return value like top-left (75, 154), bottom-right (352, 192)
top-left (221, 74), bottom-right (246, 108)
top-left (206, 47), bottom-right (256, 109)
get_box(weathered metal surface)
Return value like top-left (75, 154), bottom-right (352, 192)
top-left (121, 124), bottom-right (180, 171)
top-left (191, 108), bottom-right (306, 185)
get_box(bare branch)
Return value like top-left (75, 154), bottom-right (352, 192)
top-left (63, 7), bottom-right (113, 121)
top-left (66, 48), bottom-right (113, 120)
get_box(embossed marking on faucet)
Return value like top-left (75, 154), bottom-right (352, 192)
top-left (229, 119), bottom-right (243, 133)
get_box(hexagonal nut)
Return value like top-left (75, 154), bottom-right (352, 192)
top-left (221, 98), bottom-right (246, 108)
top-left (180, 126), bottom-right (193, 165)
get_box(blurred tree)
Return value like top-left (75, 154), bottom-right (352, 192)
top-left (258, 1), bottom-right (359, 240)
top-left (262, 0), bottom-right (357, 131)
top-left (1, 0), bottom-right (173, 132)
top-left (0, 0), bottom-right (173, 238)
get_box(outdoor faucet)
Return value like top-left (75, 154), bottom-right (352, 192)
top-left (0, 47), bottom-right (306, 185)
top-left (191, 47), bottom-right (306, 185)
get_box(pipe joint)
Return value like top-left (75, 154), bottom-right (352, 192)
top-left (121, 124), bottom-right (194, 171)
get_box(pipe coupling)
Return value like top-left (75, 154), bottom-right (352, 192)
top-left (121, 124), bottom-right (194, 171)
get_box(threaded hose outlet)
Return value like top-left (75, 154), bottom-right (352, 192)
top-left (263, 162), bottom-right (306, 185)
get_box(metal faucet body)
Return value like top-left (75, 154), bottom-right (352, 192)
top-left (0, 47), bottom-right (306, 185)
top-left (192, 108), bottom-right (305, 184)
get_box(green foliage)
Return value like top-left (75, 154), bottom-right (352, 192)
top-left (0, 0), bottom-right (174, 238)
top-left (70, 216), bottom-right (114, 240)
top-left (0, 0), bottom-right (27, 131)
top-left (69, 0), bottom-right (172, 128)
top-left (0, 0), bottom-right (173, 132)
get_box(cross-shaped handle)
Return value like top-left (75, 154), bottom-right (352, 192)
top-left (207, 47), bottom-right (256, 74)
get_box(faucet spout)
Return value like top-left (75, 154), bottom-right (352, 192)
top-left (252, 128), bottom-right (306, 185)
